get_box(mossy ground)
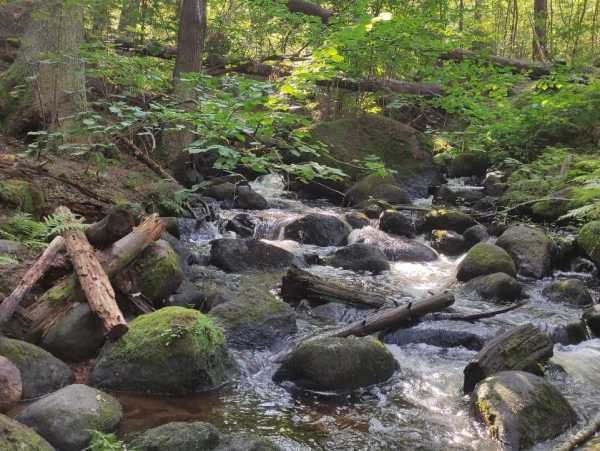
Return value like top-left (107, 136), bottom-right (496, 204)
top-left (0, 179), bottom-right (45, 215)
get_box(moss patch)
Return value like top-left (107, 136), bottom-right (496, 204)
top-left (0, 180), bottom-right (45, 215)
top-left (0, 414), bottom-right (55, 451)
top-left (131, 241), bottom-right (183, 302)
top-left (577, 220), bottom-right (600, 266)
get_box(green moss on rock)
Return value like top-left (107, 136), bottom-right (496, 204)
top-left (457, 243), bottom-right (516, 281)
top-left (422, 209), bottom-right (476, 233)
top-left (130, 421), bottom-right (220, 451)
top-left (91, 307), bottom-right (235, 394)
top-left (0, 179), bottom-right (45, 216)
top-left (0, 414), bottom-right (55, 451)
top-left (577, 221), bottom-right (600, 266)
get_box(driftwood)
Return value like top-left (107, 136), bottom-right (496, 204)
top-left (430, 301), bottom-right (527, 322)
top-left (0, 236), bottom-right (65, 327)
top-left (317, 77), bottom-right (445, 97)
top-left (281, 265), bottom-right (388, 308)
top-left (24, 215), bottom-right (165, 340)
top-left (463, 323), bottom-right (553, 393)
top-left (56, 206), bottom-right (128, 340)
top-left (332, 292), bottom-right (455, 338)
top-left (440, 49), bottom-right (552, 78)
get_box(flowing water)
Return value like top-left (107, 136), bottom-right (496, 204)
top-left (117, 174), bottom-right (600, 450)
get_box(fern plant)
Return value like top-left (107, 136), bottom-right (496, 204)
top-left (85, 431), bottom-right (138, 451)
top-left (44, 211), bottom-right (89, 238)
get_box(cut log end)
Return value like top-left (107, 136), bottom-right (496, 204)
top-left (105, 323), bottom-right (129, 341)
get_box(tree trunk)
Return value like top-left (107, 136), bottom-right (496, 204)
top-left (533, 0), bottom-right (548, 60)
top-left (281, 265), bottom-right (388, 308)
top-left (56, 206), bottom-right (128, 340)
top-left (118, 0), bottom-right (141, 40)
top-left (331, 292), bottom-right (455, 338)
top-left (0, 0), bottom-right (86, 134)
top-left (23, 215), bottom-right (165, 340)
top-left (463, 323), bottom-right (553, 393)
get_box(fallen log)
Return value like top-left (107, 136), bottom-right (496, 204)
top-left (463, 323), bottom-right (553, 394)
top-left (85, 206), bottom-right (135, 248)
top-left (56, 206), bottom-right (128, 340)
top-left (118, 137), bottom-right (178, 183)
top-left (0, 236), bottom-right (65, 327)
top-left (332, 292), bottom-right (455, 338)
top-left (429, 301), bottom-right (527, 322)
top-left (24, 214), bottom-right (165, 340)
top-left (317, 77), bottom-right (445, 97)
top-left (440, 49), bottom-right (552, 78)
top-left (287, 0), bottom-right (333, 23)
top-left (281, 265), bottom-right (388, 308)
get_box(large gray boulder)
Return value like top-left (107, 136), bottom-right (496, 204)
top-left (473, 371), bottom-right (576, 449)
top-left (324, 243), bottom-right (390, 274)
top-left (210, 288), bottom-right (297, 349)
top-left (206, 182), bottom-right (268, 210)
top-left (0, 337), bottom-right (73, 399)
top-left (344, 174), bottom-right (410, 207)
top-left (0, 414), bottom-right (55, 451)
top-left (349, 227), bottom-right (438, 262)
top-left (273, 336), bottom-right (396, 391)
top-left (210, 238), bottom-right (298, 272)
top-left (284, 213), bottom-right (352, 246)
top-left (15, 384), bottom-right (122, 451)
top-left (462, 273), bottom-right (523, 303)
top-left (496, 225), bottom-right (554, 279)
top-left (379, 210), bottom-right (415, 237)
top-left (457, 243), bottom-right (516, 282)
top-left (91, 307), bottom-right (236, 395)
top-left (131, 421), bottom-right (220, 451)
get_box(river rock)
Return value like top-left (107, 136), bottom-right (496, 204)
top-left (0, 414), bottom-right (55, 451)
top-left (0, 179), bottom-right (45, 216)
top-left (462, 273), bottom-right (522, 303)
top-left (384, 327), bottom-right (485, 350)
top-left (447, 152), bottom-right (489, 177)
top-left (344, 174), bottom-right (410, 207)
top-left (16, 384), bottom-right (122, 451)
top-left (430, 230), bottom-right (467, 256)
top-left (343, 211), bottom-right (370, 229)
top-left (225, 213), bottom-right (257, 238)
top-left (91, 307), bottom-right (235, 394)
top-left (324, 243), bottom-right (390, 274)
top-left (462, 224), bottom-right (489, 247)
top-left (210, 288), bottom-right (297, 349)
top-left (168, 279), bottom-right (207, 309)
top-left (456, 243), bottom-right (516, 282)
top-left (284, 213), bottom-right (352, 246)
top-left (41, 303), bottom-right (106, 362)
top-left (473, 371), bottom-right (577, 450)
top-left (379, 210), bottom-right (415, 237)
top-left (437, 184), bottom-right (485, 204)
top-left (126, 239), bottom-right (185, 305)
top-left (0, 337), bottom-right (73, 399)
top-left (483, 171), bottom-right (507, 196)
top-left (495, 225), bottom-right (553, 279)
top-left (577, 220), bottom-right (600, 267)
top-left (363, 202), bottom-right (383, 219)
top-left (349, 226), bottom-right (438, 262)
top-left (273, 336), bottom-right (396, 391)
top-left (0, 356), bottom-right (21, 412)
top-left (542, 279), bottom-right (593, 306)
top-left (210, 238), bottom-right (298, 272)
top-left (206, 182), bottom-right (268, 210)
top-left (131, 421), bottom-right (220, 451)
top-left (421, 209), bottom-right (476, 234)
top-left (216, 433), bottom-right (284, 451)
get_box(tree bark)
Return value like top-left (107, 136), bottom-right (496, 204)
top-left (118, 0), bottom-right (141, 40)
top-left (281, 265), bottom-right (388, 308)
top-left (23, 214), bottom-right (165, 340)
top-left (331, 292), bottom-right (455, 338)
top-left (173, 0), bottom-right (205, 79)
top-left (287, 0), bottom-right (333, 24)
top-left (533, 0), bottom-right (549, 60)
top-left (463, 323), bottom-right (553, 393)
top-left (0, 236), bottom-right (65, 326)
top-left (56, 206), bottom-right (128, 340)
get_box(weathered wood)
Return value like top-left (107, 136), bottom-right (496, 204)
top-left (440, 49), bottom-right (552, 78)
top-left (430, 301), bottom-right (527, 322)
top-left (24, 215), bottom-right (165, 340)
top-left (317, 77), bottom-right (445, 97)
top-left (281, 265), bottom-right (387, 308)
top-left (0, 236), bottom-right (65, 326)
top-left (463, 323), bottom-right (553, 394)
top-left (85, 206), bottom-right (134, 249)
top-left (56, 206), bottom-right (128, 340)
top-left (332, 292), bottom-right (455, 338)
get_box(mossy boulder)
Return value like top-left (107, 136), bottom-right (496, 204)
top-left (447, 152), bottom-right (489, 177)
top-left (0, 355), bottom-right (22, 412)
top-left (324, 242), bottom-right (390, 274)
top-left (273, 336), bottom-right (396, 391)
top-left (91, 307), bottom-right (235, 394)
top-left (284, 213), bottom-right (352, 246)
top-left (473, 371), bottom-right (577, 450)
top-left (0, 337), bottom-right (73, 399)
top-left (421, 209), bottom-right (476, 234)
top-left (542, 279), bottom-right (593, 306)
top-left (496, 225), bottom-right (554, 279)
top-left (462, 273), bottom-right (523, 303)
top-left (131, 421), bottom-right (220, 451)
top-left (430, 229), bottom-right (467, 256)
top-left (210, 288), bottom-right (297, 350)
top-left (15, 384), bottom-right (122, 451)
top-left (128, 240), bottom-right (184, 304)
top-left (0, 179), bottom-right (45, 216)
top-left (577, 221), bottom-right (600, 267)
top-left (0, 414), bottom-right (55, 451)
top-left (344, 174), bottom-right (410, 207)
top-left (462, 224), bottom-right (490, 247)
top-left (457, 243), bottom-right (516, 282)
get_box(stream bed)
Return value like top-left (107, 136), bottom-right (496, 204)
top-left (115, 175), bottom-right (600, 451)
